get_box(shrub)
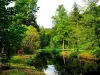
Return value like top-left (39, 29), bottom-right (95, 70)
top-left (10, 56), bottom-right (22, 64)
top-left (10, 55), bottom-right (36, 65)
top-left (92, 48), bottom-right (100, 58)
top-left (26, 56), bottom-right (36, 66)
top-left (79, 52), bottom-right (94, 60)
top-left (69, 51), bottom-right (79, 59)
top-left (60, 51), bottom-right (67, 57)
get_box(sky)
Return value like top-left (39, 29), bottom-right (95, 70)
top-left (7, 2), bottom-right (15, 7)
top-left (36, 0), bottom-right (85, 28)
top-left (8, 0), bottom-right (100, 28)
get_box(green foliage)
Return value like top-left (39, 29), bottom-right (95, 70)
top-left (0, 0), bottom-right (15, 63)
top-left (69, 51), bottom-right (79, 59)
top-left (8, 25), bottom-right (27, 54)
top-left (51, 5), bottom-right (69, 48)
top-left (92, 47), bottom-right (100, 58)
top-left (40, 27), bottom-right (51, 48)
top-left (26, 56), bottom-right (36, 65)
top-left (10, 55), bottom-right (36, 65)
top-left (69, 2), bottom-right (85, 51)
top-left (8, 0), bottom-right (39, 54)
top-left (0, 0), bottom-right (39, 64)
top-left (22, 26), bottom-right (40, 54)
top-left (9, 70), bottom-right (27, 75)
top-left (14, 0), bottom-right (40, 31)
top-left (10, 56), bottom-right (22, 64)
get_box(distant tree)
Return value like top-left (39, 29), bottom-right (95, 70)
top-left (22, 26), bottom-right (40, 54)
top-left (40, 27), bottom-right (51, 49)
top-left (83, 0), bottom-right (99, 3)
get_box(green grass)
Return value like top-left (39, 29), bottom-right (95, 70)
top-left (9, 70), bottom-right (27, 75)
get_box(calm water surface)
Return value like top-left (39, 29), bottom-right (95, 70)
top-left (44, 65), bottom-right (57, 75)
top-left (34, 51), bottom-right (100, 75)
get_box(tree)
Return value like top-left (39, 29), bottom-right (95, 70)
top-left (0, 0), bottom-right (39, 64)
top-left (8, 25), bottom-right (27, 54)
top-left (69, 1), bottom-right (99, 51)
top-left (51, 5), bottom-right (69, 64)
top-left (0, 0), bottom-right (15, 64)
top-left (14, 0), bottom-right (40, 32)
top-left (8, 0), bottom-right (39, 54)
top-left (82, 1), bottom-right (100, 49)
top-left (40, 27), bottom-right (51, 49)
top-left (68, 2), bottom-right (92, 51)
top-left (69, 2), bottom-right (82, 51)
top-left (22, 26), bottom-right (40, 54)
top-left (52, 5), bottom-right (69, 49)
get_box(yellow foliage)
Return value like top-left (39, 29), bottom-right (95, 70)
top-left (60, 51), bottom-right (71, 58)
top-left (79, 52), bottom-right (94, 60)
top-left (29, 0), bottom-right (32, 4)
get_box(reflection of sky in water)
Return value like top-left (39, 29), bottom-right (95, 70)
top-left (44, 65), bottom-right (57, 75)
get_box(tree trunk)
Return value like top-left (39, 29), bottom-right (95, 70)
top-left (62, 39), bottom-right (64, 50)
top-left (62, 39), bottom-right (65, 64)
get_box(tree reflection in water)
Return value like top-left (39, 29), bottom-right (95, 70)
top-left (34, 52), bottom-right (100, 75)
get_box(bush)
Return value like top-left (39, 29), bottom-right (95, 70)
top-left (10, 55), bottom-right (36, 65)
top-left (60, 51), bottom-right (71, 58)
top-left (69, 51), bottom-right (79, 59)
top-left (92, 48), bottom-right (100, 58)
top-left (10, 56), bottom-right (22, 64)
top-left (26, 56), bottom-right (36, 66)
top-left (79, 52), bottom-right (94, 60)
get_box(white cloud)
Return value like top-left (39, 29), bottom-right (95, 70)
top-left (36, 0), bottom-right (61, 28)
top-left (7, 0), bottom-right (85, 28)
top-left (36, 0), bottom-right (85, 28)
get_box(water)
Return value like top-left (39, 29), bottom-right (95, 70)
top-left (44, 65), bottom-right (57, 75)
top-left (34, 51), bottom-right (100, 75)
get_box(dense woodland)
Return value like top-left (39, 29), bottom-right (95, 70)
top-left (0, 0), bottom-right (100, 75)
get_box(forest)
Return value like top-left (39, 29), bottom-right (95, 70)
top-left (0, 0), bottom-right (100, 75)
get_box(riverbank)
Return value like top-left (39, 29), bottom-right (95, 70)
top-left (1, 50), bottom-right (100, 75)
top-left (0, 55), bottom-right (45, 75)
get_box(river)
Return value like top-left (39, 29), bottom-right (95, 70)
top-left (34, 51), bottom-right (100, 75)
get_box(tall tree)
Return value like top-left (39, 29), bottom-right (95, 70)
top-left (81, 1), bottom-right (100, 50)
top-left (52, 5), bottom-right (69, 49)
top-left (69, 2), bottom-right (82, 51)
top-left (0, 0), bottom-right (15, 63)
top-left (0, 0), bottom-right (39, 64)
top-left (8, 0), bottom-right (39, 53)
top-left (14, 0), bottom-right (40, 32)
top-left (52, 5), bottom-right (69, 64)
top-left (22, 26), bottom-right (40, 54)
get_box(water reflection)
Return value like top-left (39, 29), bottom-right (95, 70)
top-left (44, 65), bottom-right (57, 75)
top-left (34, 52), bottom-right (100, 75)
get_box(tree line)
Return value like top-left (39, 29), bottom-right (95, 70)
top-left (41, 1), bottom-right (100, 51)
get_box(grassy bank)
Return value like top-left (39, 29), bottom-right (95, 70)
top-left (1, 55), bottom-right (45, 75)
